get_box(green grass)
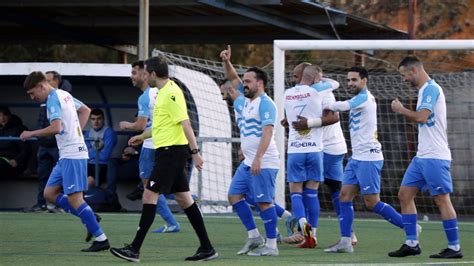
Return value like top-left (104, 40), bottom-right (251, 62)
top-left (0, 212), bottom-right (473, 265)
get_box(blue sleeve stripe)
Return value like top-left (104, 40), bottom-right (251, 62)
top-left (137, 94), bottom-right (150, 117)
top-left (47, 91), bottom-right (62, 123)
top-left (258, 96), bottom-right (277, 125)
top-left (237, 83), bottom-right (245, 94)
top-left (419, 84), bottom-right (440, 112)
top-left (311, 82), bottom-right (332, 92)
top-left (233, 95), bottom-right (245, 114)
top-left (348, 92), bottom-right (368, 109)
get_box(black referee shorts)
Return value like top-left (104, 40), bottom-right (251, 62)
top-left (147, 145), bottom-right (190, 194)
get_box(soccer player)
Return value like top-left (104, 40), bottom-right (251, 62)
top-left (119, 60), bottom-right (180, 234)
top-left (219, 80), bottom-right (295, 239)
top-left (221, 45), bottom-right (280, 256)
top-left (388, 56), bottom-right (462, 259)
top-left (284, 65), bottom-right (339, 248)
top-left (323, 66), bottom-right (404, 253)
top-left (285, 63), bottom-right (358, 245)
top-left (20, 71), bottom-right (110, 252)
top-left (110, 55), bottom-right (217, 262)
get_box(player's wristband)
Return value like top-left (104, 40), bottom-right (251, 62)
top-left (307, 118), bottom-right (322, 128)
top-left (190, 148), bottom-right (200, 155)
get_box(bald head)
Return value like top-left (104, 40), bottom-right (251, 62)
top-left (301, 65), bottom-right (322, 85)
top-left (293, 62), bottom-right (312, 84)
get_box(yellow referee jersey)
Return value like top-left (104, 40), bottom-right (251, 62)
top-left (152, 79), bottom-right (189, 149)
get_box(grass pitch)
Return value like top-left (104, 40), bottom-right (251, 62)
top-left (0, 212), bottom-right (473, 265)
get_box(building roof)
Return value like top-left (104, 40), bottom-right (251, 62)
top-left (0, 0), bottom-right (407, 48)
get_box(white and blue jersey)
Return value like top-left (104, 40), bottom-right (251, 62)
top-left (346, 89), bottom-right (383, 161)
top-left (402, 80), bottom-right (453, 195)
top-left (234, 84), bottom-right (279, 169)
top-left (285, 84), bottom-right (324, 154)
top-left (137, 86), bottom-right (158, 179)
top-left (137, 86), bottom-right (158, 149)
top-left (46, 89), bottom-right (88, 194)
top-left (228, 83), bottom-right (279, 203)
top-left (284, 83), bottom-right (325, 182)
top-left (328, 88), bottom-right (383, 192)
top-left (46, 89), bottom-right (88, 160)
top-left (415, 80), bottom-right (451, 160)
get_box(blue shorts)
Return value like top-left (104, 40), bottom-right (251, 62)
top-left (47, 159), bottom-right (88, 195)
top-left (402, 157), bottom-right (452, 196)
top-left (139, 147), bottom-right (155, 179)
top-left (228, 163), bottom-right (278, 203)
top-left (343, 158), bottom-right (383, 195)
top-left (287, 152), bottom-right (323, 183)
top-left (323, 153), bottom-right (345, 181)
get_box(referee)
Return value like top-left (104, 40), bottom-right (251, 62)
top-left (110, 55), bottom-right (217, 262)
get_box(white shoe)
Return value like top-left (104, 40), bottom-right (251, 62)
top-left (237, 236), bottom-right (264, 255)
top-left (324, 239), bottom-right (354, 253)
top-left (247, 245), bottom-right (279, 256)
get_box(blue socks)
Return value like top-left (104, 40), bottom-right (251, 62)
top-left (233, 199), bottom-right (257, 231)
top-left (291, 192), bottom-right (305, 221)
top-left (55, 194), bottom-right (78, 216)
top-left (77, 203), bottom-right (103, 237)
top-left (331, 191), bottom-right (341, 217)
top-left (303, 188), bottom-right (320, 227)
top-left (373, 201), bottom-right (403, 228)
top-left (156, 194), bottom-right (178, 226)
top-left (402, 214), bottom-right (418, 240)
top-left (443, 219), bottom-right (460, 245)
top-left (339, 201), bottom-right (353, 237)
top-left (260, 206), bottom-right (277, 239)
top-left (274, 203), bottom-right (286, 218)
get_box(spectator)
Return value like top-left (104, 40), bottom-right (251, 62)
top-left (101, 144), bottom-right (141, 211)
top-left (84, 109), bottom-right (117, 185)
top-left (25, 71), bottom-right (73, 212)
top-left (0, 106), bottom-right (31, 179)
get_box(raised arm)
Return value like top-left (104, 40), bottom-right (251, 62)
top-left (220, 45), bottom-right (241, 89)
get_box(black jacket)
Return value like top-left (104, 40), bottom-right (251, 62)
top-left (0, 115), bottom-right (31, 167)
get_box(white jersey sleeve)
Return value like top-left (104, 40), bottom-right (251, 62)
top-left (321, 91), bottom-right (347, 155)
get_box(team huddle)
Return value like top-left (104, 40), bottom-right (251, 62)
top-left (18, 45), bottom-right (462, 262)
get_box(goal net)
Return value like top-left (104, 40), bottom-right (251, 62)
top-left (152, 49), bottom-right (249, 213)
top-left (273, 40), bottom-right (474, 218)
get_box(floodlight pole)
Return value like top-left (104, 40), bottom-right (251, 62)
top-left (138, 0), bottom-right (149, 60)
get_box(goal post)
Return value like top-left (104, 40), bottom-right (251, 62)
top-left (273, 39), bottom-right (474, 210)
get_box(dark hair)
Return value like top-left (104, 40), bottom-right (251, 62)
top-left (144, 55), bottom-right (168, 78)
top-left (45, 71), bottom-right (62, 84)
top-left (23, 71), bottom-right (46, 90)
top-left (398, 55), bottom-right (422, 69)
top-left (245, 67), bottom-right (268, 87)
top-left (0, 105), bottom-right (11, 116)
top-left (131, 60), bottom-right (145, 69)
top-left (90, 108), bottom-right (104, 117)
top-left (348, 66), bottom-right (369, 80)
